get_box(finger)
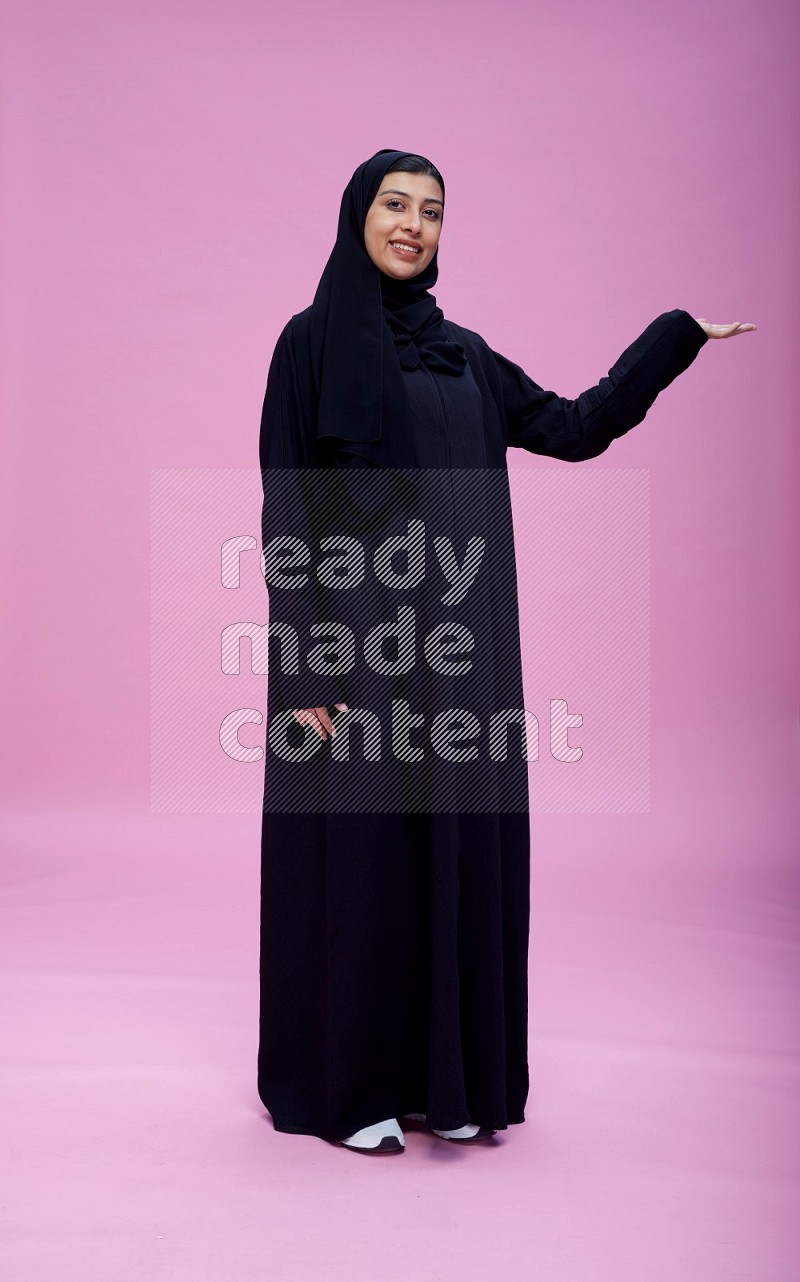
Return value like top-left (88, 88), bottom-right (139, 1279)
top-left (334, 703), bottom-right (349, 711)
top-left (707, 321), bottom-right (757, 335)
top-left (315, 706), bottom-right (336, 738)
top-left (292, 708), bottom-right (327, 739)
top-left (307, 711), bottom-right (327, 740)
top-left (721, 324), bottom-right (755, 338)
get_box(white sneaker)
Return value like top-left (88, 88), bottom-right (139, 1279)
top-left (403, 1112), bottom-right (495, 1142)
top-left (340, 1117), bottom-right (405, 1154)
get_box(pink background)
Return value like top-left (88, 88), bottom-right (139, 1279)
top-left (2, 0), bottom-right (799, 1278)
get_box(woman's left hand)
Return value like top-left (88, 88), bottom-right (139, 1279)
top-left (693, 318), bottom-right (757, 338)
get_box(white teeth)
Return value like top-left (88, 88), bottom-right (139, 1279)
top-left (390, 242), bottom-right (419, 253)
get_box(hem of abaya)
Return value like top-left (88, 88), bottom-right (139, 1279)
top-left (264, 1106), bottom-right (527, 1143)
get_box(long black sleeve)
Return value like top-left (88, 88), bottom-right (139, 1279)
top-left (259, 322), bottom-right (352, 712)
top-left (494, 309), bottom-right (708, 461)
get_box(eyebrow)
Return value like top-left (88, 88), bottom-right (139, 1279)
top-left (378, 188), bottom-right (444, 207)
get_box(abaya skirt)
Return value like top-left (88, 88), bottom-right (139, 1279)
top-left (257, 809), bottom-right (530, 1141)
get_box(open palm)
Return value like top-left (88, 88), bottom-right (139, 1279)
top-left (693, 318), bottom-right (757, 338)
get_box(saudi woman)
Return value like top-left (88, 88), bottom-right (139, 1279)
top-left (257, 148), bottom-right (755, 1154)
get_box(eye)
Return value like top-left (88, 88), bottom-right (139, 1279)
top-left (385, 198), bottom-right (441, 221)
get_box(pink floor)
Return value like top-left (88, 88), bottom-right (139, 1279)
top-left (2, 799), bottom-right (797, 1280)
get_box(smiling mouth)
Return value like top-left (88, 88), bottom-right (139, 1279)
top-left (389, 241), bottom-right (421, 256)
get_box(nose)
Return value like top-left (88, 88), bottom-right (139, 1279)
top-left (403, 212), bottom-right (422, 235)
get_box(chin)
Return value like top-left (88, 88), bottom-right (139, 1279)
top-left (386, 255), bottom-right (423, 277)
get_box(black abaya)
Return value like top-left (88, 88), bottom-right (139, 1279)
top-left (257, 307), bottom-right (708, 1142)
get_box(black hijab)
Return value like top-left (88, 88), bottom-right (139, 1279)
top-left (302, 148), bottom-right (467, 467)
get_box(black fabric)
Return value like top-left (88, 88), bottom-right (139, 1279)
top-left (381, 273), bottom-right (468, 376)
top-left (258, 241), bottom-right (708, 1137)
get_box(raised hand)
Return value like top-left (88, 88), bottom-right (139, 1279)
top-left (292, 703), bottom-right (349, 740)
top-left (693, 318), bottom-right (757, 339)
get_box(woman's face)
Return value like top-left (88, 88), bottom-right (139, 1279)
top-left (363, 170), bottom-right (444, 279)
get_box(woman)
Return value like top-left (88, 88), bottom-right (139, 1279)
top-left (257, 148), bottom-right (755, 1155)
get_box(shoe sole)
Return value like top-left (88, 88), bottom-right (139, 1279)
top-left (338, 1135), bottom-right (405, 1154)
